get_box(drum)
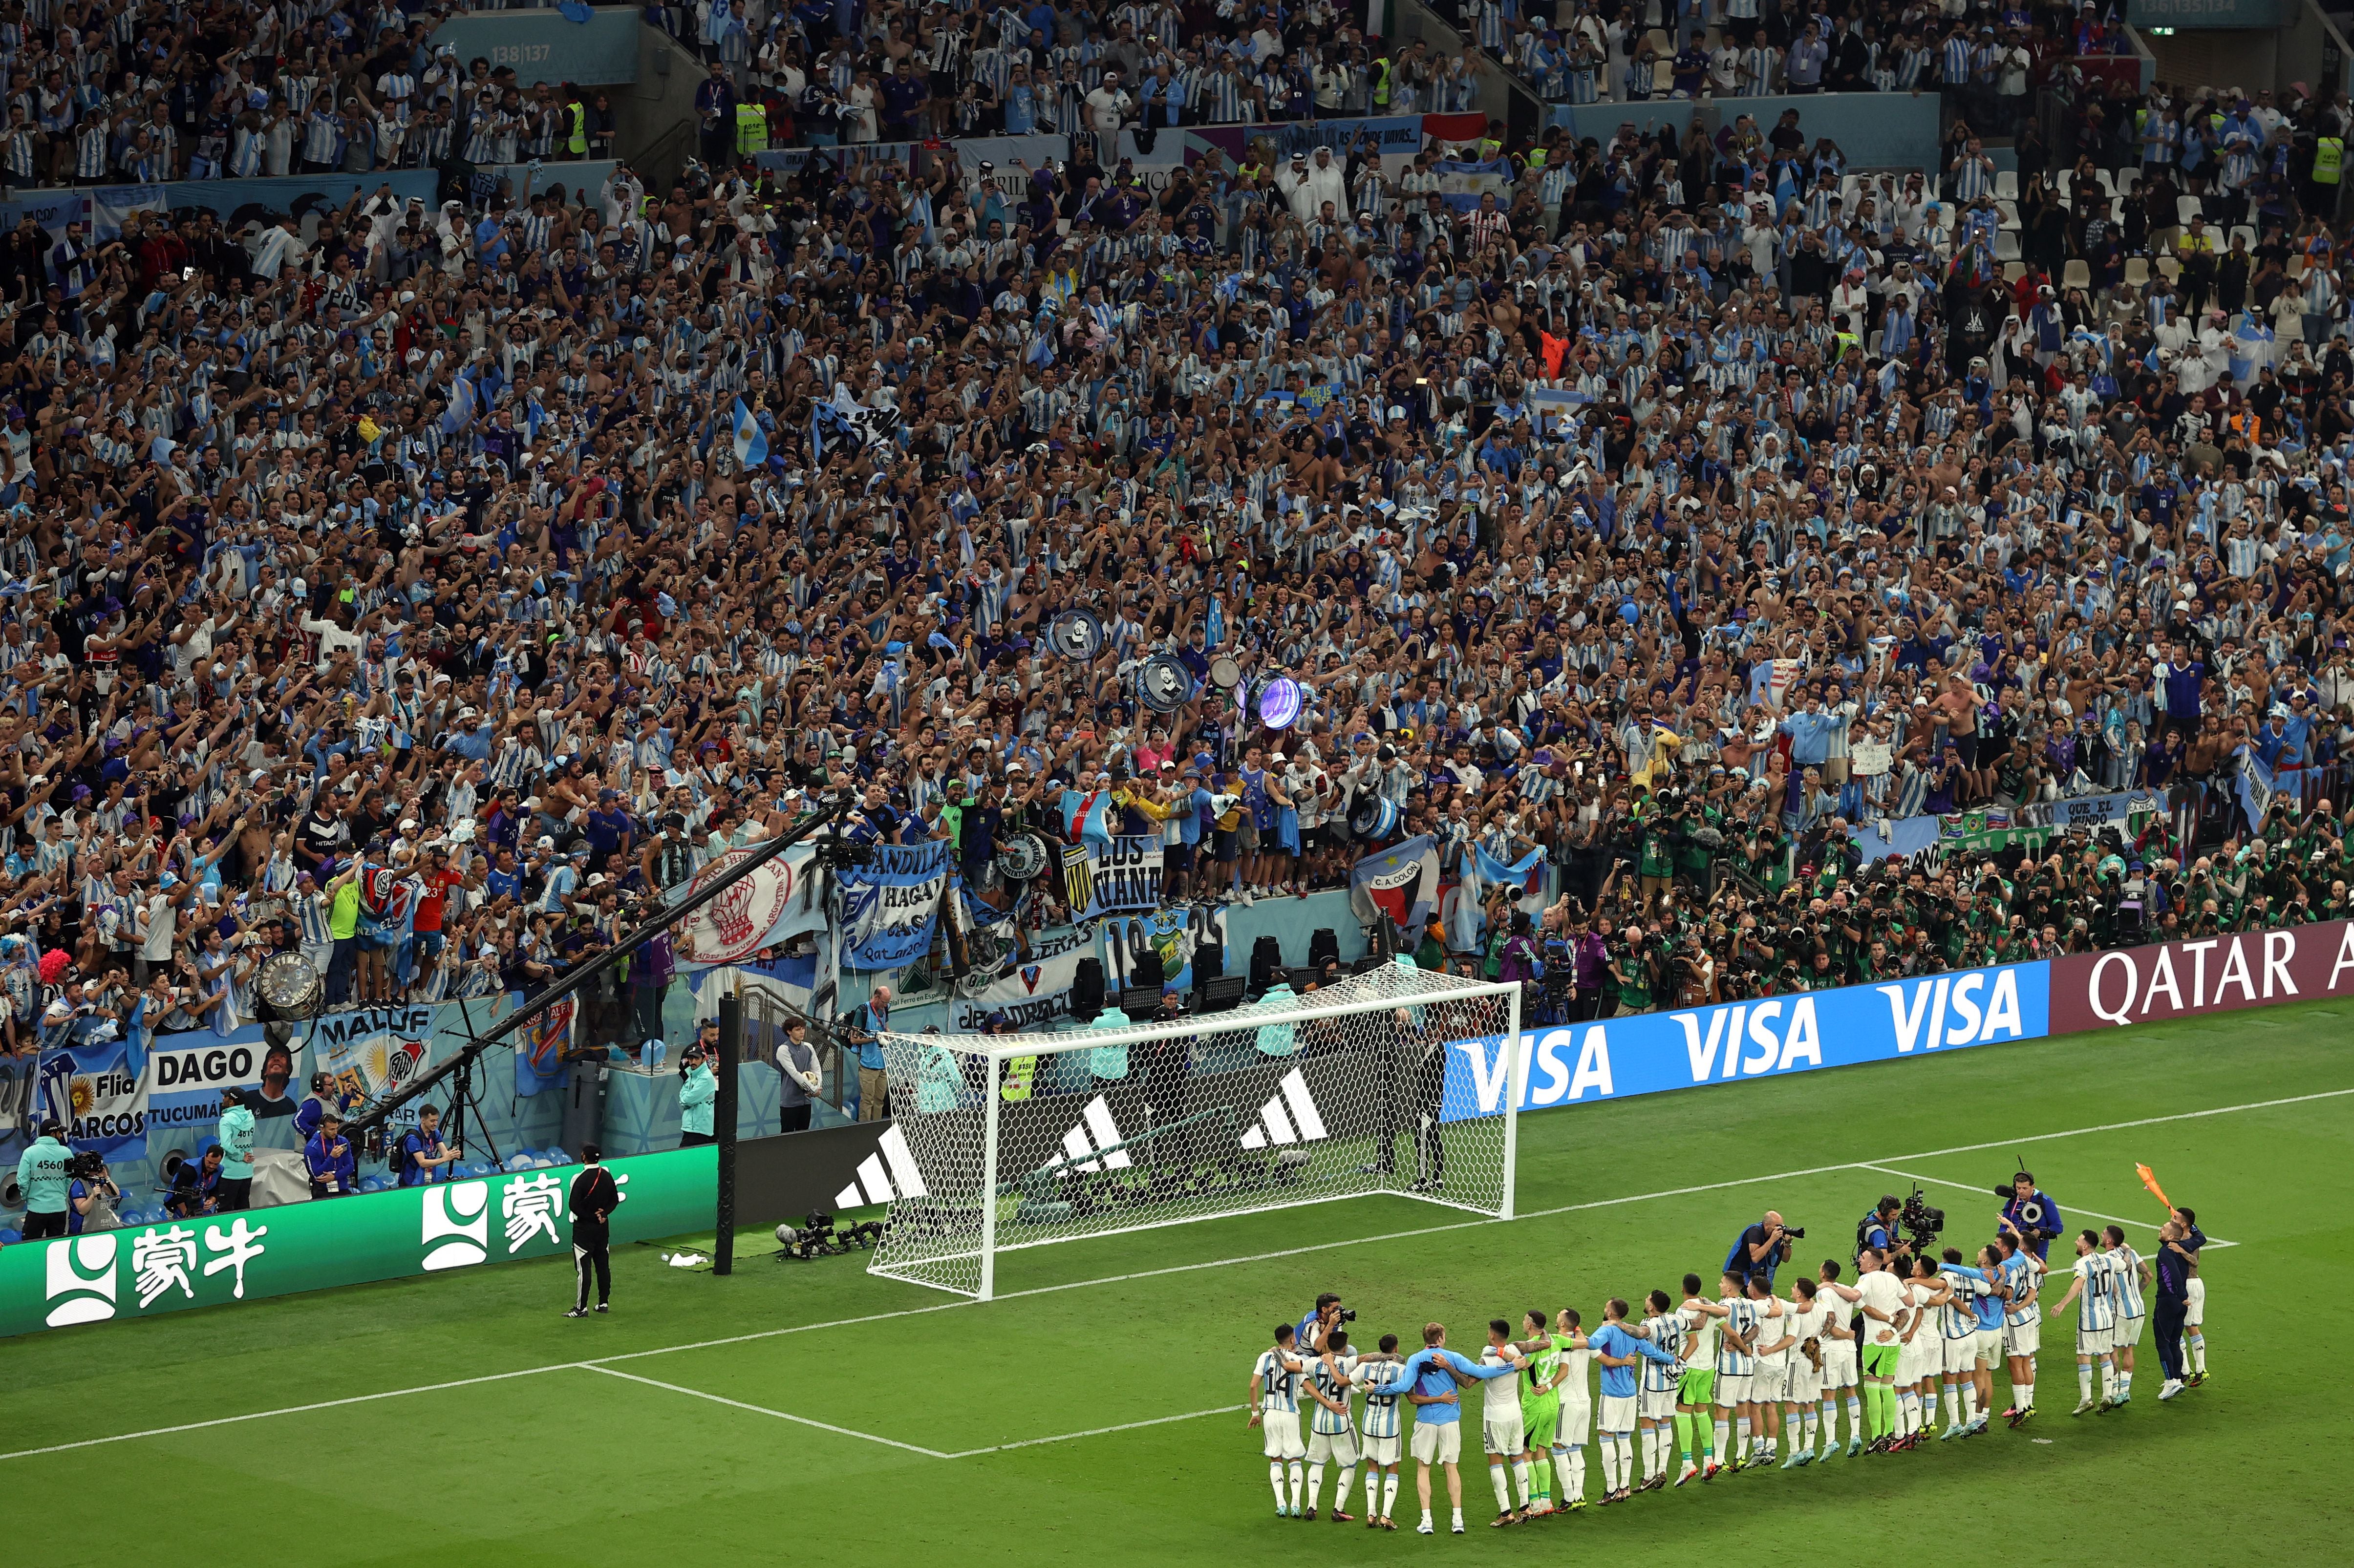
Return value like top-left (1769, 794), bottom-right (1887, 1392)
top-left (1136, 653), bottom-right (1193, 713)
top-left (1048, 609), bottom-right (1106, 661)
top-left (995, 832), bottom-right (1049, 882)
top-left (1208, 654), bottom-right (1242, 690)
top-left (1257, 677), bottom-right (1302, 730)
top-left (1349, 795), bottom-right (1402, 840)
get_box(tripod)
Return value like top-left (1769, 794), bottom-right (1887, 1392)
top-left (442, 1044), bottom-right (504, 1170)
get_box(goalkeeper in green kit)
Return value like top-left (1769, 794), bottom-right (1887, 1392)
top-left (1516, 1310), bottom-right (1564, 1517)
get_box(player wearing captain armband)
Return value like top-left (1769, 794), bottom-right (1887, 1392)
top-left (1247, 1323), bottom-right (1309, 1517)
top-left (2104, 1226), bottom-right (2152, 1407)
top-left (1389, 1324), bottom-right (1527, 1536)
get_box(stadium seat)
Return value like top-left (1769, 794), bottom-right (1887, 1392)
top-left (2124, 257), bottom-right (2151, 287)
top-left (2156, 254), bottom-right (2182, 281)
top-left (2177, 194), bottom-right (2202, 226)
top-left (1996, 231), bottom-right (2022, 262)
top-left (2002, 261), bottom-right (2027, 282)
top-left (2230, 225), bottom-right (2257, 252)
top-left (1994, 170), bottom-right (2018, 202)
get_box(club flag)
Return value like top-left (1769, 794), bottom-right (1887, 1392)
top-left (732, 397), bottom-right (767, 468)
top-left (441, 374), bottom-right (475, 435)
top-left (1059, 787), bottom-right (1114, 845)
top-left (1349, 832), bottom-right (1440, 933)
top-left (2136, 1163), bottom-right (2174, 1214)
top-left (1470, 842), bottom-right (1544, 891)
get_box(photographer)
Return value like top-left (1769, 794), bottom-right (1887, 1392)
top-left (67, 1153), bottom-right (121, 1234)
top-left (166, 1146), bottom-right (225, 1218)
top-left (1297, 1293), bottom-right (1355, 1354)
top-left (1996, 1170), bottom-right (2063, 1261)
top-left (1725, 1209), bottom-right (1797, 1287)
top-left (395, 1104), bottom-right (461, 1187)
top-left (303, 1109), bottom-right (356, 1199)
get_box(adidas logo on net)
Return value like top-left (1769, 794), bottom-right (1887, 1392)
top-left (1039, 1071), bottom-right (1330, 1166)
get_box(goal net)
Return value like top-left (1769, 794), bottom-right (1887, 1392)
top-left (863, 960), bottom-right (1524, 1299)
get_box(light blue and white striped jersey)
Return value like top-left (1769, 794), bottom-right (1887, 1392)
top-left (1254, 1347), bottom-right (1303, 1415)
top-left (2108, 1244), bottom-right (2146, 1320)
top-left (1716, 1296), bottom-right (1759, 1375)
top-left (1942, 1271), bottom-right (1988, 1338)
top-left (1308, 1353), bottom-right (1357, 1435)
top-left (2073, 1250), bottom-right (2118, 1333)
top-left (1639, 1312), bottom-right (1684, 1391)
top-left (1357, 1360), bottom-right (1407, 1439)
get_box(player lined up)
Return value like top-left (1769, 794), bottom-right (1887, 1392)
top-left (1248, 1216), bottom-right (2210, 1531)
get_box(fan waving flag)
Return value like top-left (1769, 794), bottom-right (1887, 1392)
top-left (732, 398), bottom-right (767, 468)
top-left (1349, 832), bottom-right (1440, 932)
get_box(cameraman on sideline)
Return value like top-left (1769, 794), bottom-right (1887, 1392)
top-left (1859, 1195), bottom-right (1913, 1263)
top-left (1726, 1210), bottom-right (1797, 1287)
top-left (67, 1154), bottom-right (121, 1234)
top-left (1997, 1170), bottom-right (2063, 1261)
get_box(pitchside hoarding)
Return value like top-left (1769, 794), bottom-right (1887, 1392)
top-left (0, 1147), bottom-right (713, 1337)
top-left (2050, 920), bottom-right (2354, 1033)
top-left (1441, 963), bottom-right (2050, 1121)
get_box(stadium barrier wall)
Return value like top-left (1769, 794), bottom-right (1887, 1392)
top-left (0, 1145), bottom-right (714, 1337)
top-left (8, 918), bottom-right (2345, 1334)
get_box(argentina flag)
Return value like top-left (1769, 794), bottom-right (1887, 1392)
top-left (731, 398), bottom-right (767, 468)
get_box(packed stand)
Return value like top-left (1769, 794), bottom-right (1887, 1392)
top-left (0, 31), bottom-right (2348, 1053)
top-left (1455, 0), bottom-right (2128, 111)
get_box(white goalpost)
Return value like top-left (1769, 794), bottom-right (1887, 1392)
top-left (863, 960), bottom-right (1525, 1300)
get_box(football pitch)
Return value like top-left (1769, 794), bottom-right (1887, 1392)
top-left (9, 1001), bottom-right (2353, 1567)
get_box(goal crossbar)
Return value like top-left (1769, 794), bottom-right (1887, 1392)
top-left (861, 962), bottom-right (1525, 1299)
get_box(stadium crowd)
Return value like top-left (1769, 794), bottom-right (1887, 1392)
top-left (0, 0), bottom-right (2347, 1060)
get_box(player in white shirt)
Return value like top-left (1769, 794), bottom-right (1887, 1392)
top-left (1852, 1247), bottom-right (1911, 1452)
top-left (2103, 1226), bottom-right (2151, 1407)
top-left (1813, 1260), bottom-right (1866, 1458)
top-left (1774, 1277), bottom-right (1834, 1467)
top-left (2173, 1204), bottom-right (2210, 1384)
top-left (1248, 1322), bottom-right (1309, 1514)
top-left (1892, 1259), bottom-right (1953, 1447)
top-left (1632, 1290), bottom-right (1685, 1492)
top-left (2047, 1229), bottom-right (2121, 1415)
top-left (1994, 1229), bottom-right (2047, 1424)
top-left (1549, 1308), bottom-right (1597, 1510)
top-left (1672, 1275), bottom-right (1731, 1483)
top-left (1304, 1328), bottom-right (1364, 1522)
top-left (1477, 1317), bottom-right (1545, 1525)
top-left (1349, 1333), bottom-right (1412, 1530)
top-left (1744, 1272), bottom-right (1794, 1465)
top-left (1712, 1269), bottom-right (1776, 1474)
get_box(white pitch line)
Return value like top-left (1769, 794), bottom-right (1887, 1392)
top-left (581, 1365), bottom-right (955, 1457)
top-left (1, 1082), bottom-right (2330, 1466)
top-left (0, 1364), bottom-right (574, 1462)
top-left (1858, 1165), bottom-right (2239, 1249)
top-left (946, 1405), bottom-right (1250, 1458)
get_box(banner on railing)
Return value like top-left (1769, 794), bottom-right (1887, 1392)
top-left (836, 840), bottom-right (954, 971)
top-left (1, 1145), bottom-right (713, 1337)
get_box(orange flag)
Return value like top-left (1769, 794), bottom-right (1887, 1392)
top-left (2135, 1163), bottom-right (2174, 1215)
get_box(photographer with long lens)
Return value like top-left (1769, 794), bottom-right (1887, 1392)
top-left (1725, 1210), bottom-right (1800, 1288)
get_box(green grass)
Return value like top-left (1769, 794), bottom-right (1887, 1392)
top-left (10, 1002), bottom-right (2354, 1566)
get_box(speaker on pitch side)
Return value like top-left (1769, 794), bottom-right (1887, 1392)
top-left (1071, 957), bottom-right (1106, 1021)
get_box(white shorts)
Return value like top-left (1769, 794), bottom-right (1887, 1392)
top-left (1481, 1412), bottom-right (1526, 1457)
top-left (1365, 1432), bottom-right (1403, 1468)
top-left (1895, 1340), bottom-right (1931, 1387)
top-left (1785, 1357), bottom-right (1822, 1405)
top-left (1752, 1359), bottom-right (1788, 1405)
top-left (1261, 1411), bottom-right (1305, 1461)
top-left (2004, 1319), bottom-right (2041, 1358)
top-left (1637, 1386), bottom-right (1677, 1423)
top-left (2076, 1320), bottom-right (2115, 1357)
top-left (1821, 1342), bottom-right (1858, 1389)
top-left (1975, 1327), bottom-right (2004, 1370)
top-left (1558, 1398), bottom-right (1592, 1445)
top-left (1410, 1421), bottom-right (1462, 1466)
top-left (2185, 1277), bottom-right (2205, 1328)
top-left (1597, 1393), bottom-right (1637, 1435)
top-left (1712, 1372), bottom-right (1752, 1409)
top-left (1306, 1427), bottom-right (1360, 1467)
top-left (1942, 1335), bottom-right (1979, 1377)
top-left (2114, 1312), bottom-right (2146, 1349)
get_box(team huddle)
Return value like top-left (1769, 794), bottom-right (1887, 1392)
top-left (1248, 1213), bottom-right (2212, 1533)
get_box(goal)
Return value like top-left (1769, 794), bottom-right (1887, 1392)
top-left (862, 960), bottom-right (1525, 1299)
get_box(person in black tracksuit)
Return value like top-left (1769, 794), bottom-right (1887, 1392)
top-left (566, 1145), bottom-right (620, 1316)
